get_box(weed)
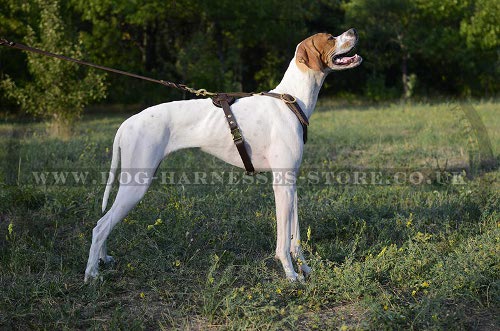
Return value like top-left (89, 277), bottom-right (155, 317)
top-left (0, 101), bottom-right (498, 329)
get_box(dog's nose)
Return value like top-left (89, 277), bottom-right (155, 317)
top-left (347, 28), bottom-right (358, 38)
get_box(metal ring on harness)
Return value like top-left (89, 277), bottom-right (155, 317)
top-left (280, 94), bottom-right (297, 104)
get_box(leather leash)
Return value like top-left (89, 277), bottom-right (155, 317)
top-left (0, 38), bottom-right (213, 96)
top-left (0, 38), bottom-right (309, 175)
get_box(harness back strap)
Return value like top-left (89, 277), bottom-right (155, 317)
top-left (212, 94), bottom-right (256, 175)
top-left (279, 94), bottom-right (309, 144)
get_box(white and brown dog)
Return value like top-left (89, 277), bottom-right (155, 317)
top-left (85, 29), bottom-right (362, 282)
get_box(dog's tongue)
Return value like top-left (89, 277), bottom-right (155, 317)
top-left (334, 54), bottom-right (358, 65)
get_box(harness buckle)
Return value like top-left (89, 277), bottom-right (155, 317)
top-left (231, 128), bottom-right (243, 142)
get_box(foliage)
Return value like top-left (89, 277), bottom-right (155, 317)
top-left (0, 0), bottom-right (498, 111)
top-left (460, 0), bottom-right (500, 49)
top-left (0, 101), bottom-right (498, 329)
top-left (0, 0), bottom-right (106, 133)
top-left (342, 0), bottom-right (499, 98)
top-left (66, 0), bottom-right (315, 103)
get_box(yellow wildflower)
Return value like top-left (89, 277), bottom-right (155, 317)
top-left (406, 213), bottom-right (413, 227)
top-left (378, 246), bottom-right (388, 257)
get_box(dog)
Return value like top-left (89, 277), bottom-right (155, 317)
top-left (84, 29), bottom-right (362, 282)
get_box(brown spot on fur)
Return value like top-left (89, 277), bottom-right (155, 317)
top-left (296, 33), bottom-right (336, 72)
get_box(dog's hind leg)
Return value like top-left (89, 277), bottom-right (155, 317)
top-left (84, 125), bottom-right (167, 282)
top-left (84, 178), bottom-right (154, 282)
top-left (290, 191), bottom-right (311, 276)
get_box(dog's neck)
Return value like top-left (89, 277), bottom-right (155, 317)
top-left (271, 56), bottom-right (328, 119)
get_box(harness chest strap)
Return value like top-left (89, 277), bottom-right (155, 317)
top-left (212, 93), bottom-right (309, 175)
top-left (213, 94), bottom-right (255, 174)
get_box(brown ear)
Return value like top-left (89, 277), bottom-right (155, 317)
top-left (296, 36), bottom-right (323, 71)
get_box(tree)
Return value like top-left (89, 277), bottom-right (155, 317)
top-left (343, 0), bottom-right (419, 99)
top-left (460, 0), bottom-right (499, 50)
top-left (459, 0), bottom-right (499, 95)
top-left (1, 0), bottom-right (106, 135)
top-left (1, 0), bottom-right (496, 108)
top-left (70, 0), bottom-right (315, 100)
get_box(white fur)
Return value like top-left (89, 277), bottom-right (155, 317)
top-left (85, 30), bottom-right (361, 282)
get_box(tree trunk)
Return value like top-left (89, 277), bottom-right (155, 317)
top-left (214, 22), bottom-right (226, 90)
top-left (142, 21), bottom-right (158, 71)
top-left (401, 52), bottom-right (409, 99)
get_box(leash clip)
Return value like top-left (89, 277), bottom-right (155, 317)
top-left (185, 86), bottom-right (217, 97)
top-left (0, 38), bottom-right (14, 46)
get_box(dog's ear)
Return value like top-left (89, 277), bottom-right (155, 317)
top-left (296, 36), bottom-right (324, 71)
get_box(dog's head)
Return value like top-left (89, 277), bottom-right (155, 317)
top-left (296, 29), bottom-right (362, 72)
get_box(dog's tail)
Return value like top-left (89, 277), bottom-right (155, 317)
top-left (102, 126), bottom-right (122, 213)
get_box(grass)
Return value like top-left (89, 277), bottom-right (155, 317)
top-left (0, 100), bottom-right (499, 330)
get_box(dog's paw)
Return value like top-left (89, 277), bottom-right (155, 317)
top-left (286, 271), bottom-right (299, 282)
top-left (100, 255), bottom-right (115, 265)
top-left (84, 270), bottom-right (98, 283)
top-left (300, 264), bottom-right (312, 276)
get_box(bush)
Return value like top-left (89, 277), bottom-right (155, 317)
top-left (0, 0), bottom-right (106, 136)
top-left (364, 74), bottom-right (399, 101)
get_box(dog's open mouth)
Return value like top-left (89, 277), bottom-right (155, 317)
top-left (330, 48), bottom-right (362, 70)
top-left (333, 53), bottom-right (360, 65)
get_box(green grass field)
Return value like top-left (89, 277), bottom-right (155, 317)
top-left (0, 100), bottom-right (498, 330)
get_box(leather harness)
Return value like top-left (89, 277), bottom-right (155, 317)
top-left (0, 38), bottom-right (310, 175)
top-left (212, 92), bottom-right (309, 175)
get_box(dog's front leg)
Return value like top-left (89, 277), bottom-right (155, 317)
top-left (291, 191), bottom-right (312, 276)
top-left (272, 172), bottom-right (298, 281)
